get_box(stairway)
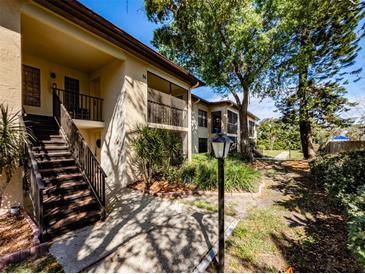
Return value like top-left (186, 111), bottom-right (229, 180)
top-left (24, 114), bottom-right (102, 240)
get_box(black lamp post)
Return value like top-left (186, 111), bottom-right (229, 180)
top-left (211, 133), bottom-right (232, 273)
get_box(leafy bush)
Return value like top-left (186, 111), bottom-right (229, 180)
top-left (0, 105), bottom-right (29, 206)
top-left (179, 153), bottom-right (260, 192)
top-left (310, 150), bottom-right (365, 268)
top-left (132, 126), bottom-right (183, 188)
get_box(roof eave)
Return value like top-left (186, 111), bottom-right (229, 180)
top-left (32, 0), bottom-right (203, 87)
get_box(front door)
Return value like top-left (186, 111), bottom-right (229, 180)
top-left (64, 76), bottom-right (80, 117)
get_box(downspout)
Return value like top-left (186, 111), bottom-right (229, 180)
top-left (188, 81), bottom-right (201, 161)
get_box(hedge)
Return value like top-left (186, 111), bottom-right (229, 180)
top-left (310, 150), bottom-right (365, 268)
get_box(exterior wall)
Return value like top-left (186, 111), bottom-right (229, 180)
top-left (0, 0), bottom-right (22, 112)
top-left (95, 53), bottom-right (193, 208)
top-left (0, 0), bottom-right (24, 208)
top-left (191, 101), bottom-right (258, 154)
top-left (22, 53), bottom-right (91, 116)
top-left (192, 100), bottom-right (210, 153)
top-left (0, 0), bottom-right (196, 209)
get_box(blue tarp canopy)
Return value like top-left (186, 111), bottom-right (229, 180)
top-left (332, 135), bottom-right (350, 141)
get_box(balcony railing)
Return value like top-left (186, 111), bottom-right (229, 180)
top-left (53, 91), bottom-right (106, 215)
top-left (52, 88), bottom-right (103, 122)
top-left (228, 122), bottom-right (238, 134)
top-left (147, 88), bottom-right (188, 128)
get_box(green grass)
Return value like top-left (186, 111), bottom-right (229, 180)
top-left (180, 153), bottom-right (261, 192)
top-left (262, 150), bottom-right (282, 158)
top-left (4, 255), bottom-right (63, 273)
top-left (263, 150), bottom-right (303, 160)
top-left (288, 150), bottom-right (304, 160)
top-left (186, 200), bottom-right (236, 216)
top-left (227, 208), bottom-right (285, 262)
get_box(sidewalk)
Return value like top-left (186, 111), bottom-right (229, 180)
top-left (275, 151), bottom-right (289, 160)
top-left (50, 189), bottom-right (235, 272)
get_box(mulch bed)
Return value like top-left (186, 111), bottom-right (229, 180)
top-left (129, 180), bottom-right (198, 194)
top-left (0, 212), bottom-right (34, 256)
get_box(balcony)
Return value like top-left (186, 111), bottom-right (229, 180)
top-left (53, 88), bottom-right (103, 122)
top-left (147, 88), bottom-right (188, 128)
top-left (227, 122), bottom-right (238, 134)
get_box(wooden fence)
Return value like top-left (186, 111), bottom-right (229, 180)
top-left (324, 141), bottom-right (365, 154)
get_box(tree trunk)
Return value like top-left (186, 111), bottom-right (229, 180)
top-left (238, 86), bottom-right (254, 162)
top-left (299, 120), bottom-right (315, 159)
top-left (298, 69), bottom-right (315, 159)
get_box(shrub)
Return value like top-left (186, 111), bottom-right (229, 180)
top-left (0, 105), bottom-right (29, 206)
top-left (132, 126), bottom-right (183, 188)
top-left (310, 150), bottom-right (365, 268)
top-left (180, 153), bottom-right (260, 192)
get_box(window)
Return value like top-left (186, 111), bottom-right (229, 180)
top-left (249, 121), bottom-right (255, 137)
top-left (198, 109), bottom-right (208, 127)
top-left (212, 111), bottom-right (222, 133)
top-left (198, 138), bottom-right (208, 153)
top-left (227, 110), bottom-right (238, 134)
top-left (22, 65), bottom-right (40, 107)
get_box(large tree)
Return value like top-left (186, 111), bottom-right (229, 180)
top-left (274, 0), bottom-right (364, 159)
top-left (144, 0), bottom-right (289, 161)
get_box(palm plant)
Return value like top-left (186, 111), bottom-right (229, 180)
top-left (0, 104), bottom-right (25, 205)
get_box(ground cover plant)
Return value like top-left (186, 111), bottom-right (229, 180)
top-left (3, 255), bottom-right (63, 273)
top-left (180, 153), bottom-right (261, 192)
top-left (310, 150), bottom-right (365, 268)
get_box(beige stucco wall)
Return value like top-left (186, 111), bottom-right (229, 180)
top-left (1, 0), bottom-right (196, 210)
top-left (0, 0), bottom-right (24, 209)
top-left (0, 0), bottom-right (23, 112)
top-left (22, 53), bottom-right (91, 116)
top-left (192, 100), bottom-right (211, 153)
top-left (191, 102), bottom-right (258, 154)
top-left (0, 170), bottom-right (23, 209)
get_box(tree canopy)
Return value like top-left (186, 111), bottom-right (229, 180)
top-left (272, 0), bottom-right (364, 158)
top-left (144, 0), bottom-right (290, 161)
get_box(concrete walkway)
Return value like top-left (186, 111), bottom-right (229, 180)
top-left (275, 151), bottom-right (289, 160)
top-left (49, 189), bottom-right (235, 273)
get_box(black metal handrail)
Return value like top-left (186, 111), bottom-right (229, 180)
top-left (147, 100), bottom-right (188, 128)
top-left (53, 88), bottom-right (103, 122)
top-left (53, 90), bottom-right (106, 215)
top-left (20, 115), bottom-right (45, 240)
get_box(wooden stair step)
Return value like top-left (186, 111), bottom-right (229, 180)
top-left (44, 180), bottom-right (88, 193)
top-left (44, 199), bottom-right (99, 220)
top-left (33, 144), bottom-right (69, 150)
top-left (47, 210), bottom-right (100, 229)
top-left (43, 189), bottom-right (93, 205)
top-left (42, 173), bottom-right (84, 183)
top-left (37, 158), bottom-right (76, 168)
top-left (39, 165), bottom-right (79, 174)
top-left (34, 151), bottom-right (72, 158)
top-left (45, 212), bottom-right (100, 240)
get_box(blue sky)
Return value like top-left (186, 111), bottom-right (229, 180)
top-left (79, 0), bottom-right (365, 120)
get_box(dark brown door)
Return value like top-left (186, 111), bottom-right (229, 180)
top-left (64, 76), bottom-right (80, 116)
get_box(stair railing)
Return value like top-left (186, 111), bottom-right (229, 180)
top-left (53, 88), bottom-right (106, 216)
top-left (20, 116), bottom-right (45, 240)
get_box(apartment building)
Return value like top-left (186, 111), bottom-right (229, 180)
top-left (191, 94), bottom-right (259, 154)
top-left (0, 0), bottom-right (201, 238)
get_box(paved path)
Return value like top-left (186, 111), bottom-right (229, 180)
top-left (49, 189), bottom-right (235, 273)
top-left (275, 151), bottom-right (289, 160)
